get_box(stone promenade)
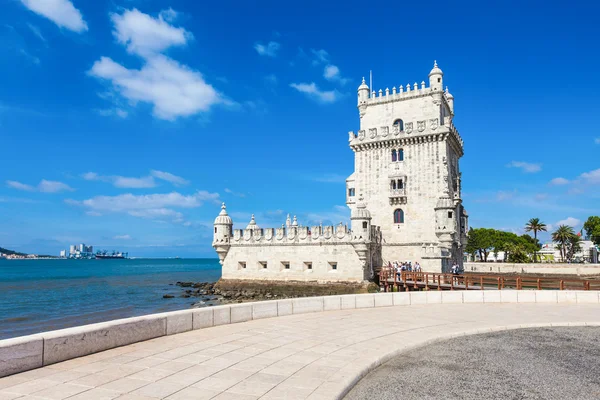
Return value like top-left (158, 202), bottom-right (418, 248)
top-left (1, 299), bottom-right (599, 399)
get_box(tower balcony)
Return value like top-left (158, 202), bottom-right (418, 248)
top-left (389, 188), bottom-right (407, 205)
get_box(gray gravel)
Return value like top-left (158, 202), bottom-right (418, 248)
top-left (344, 327), bottom-right (600, 400)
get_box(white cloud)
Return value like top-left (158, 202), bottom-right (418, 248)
top-left (549, 177), bottom-right (570, 185)
top-left (264, 74), bottom-right (277, 84)
top-left (555, 217), bottom-right (581, 228)
top-left (90, 9), bottom-right (227, 121)
top-left (6, 180), bottom-right (35, 191)
top-left (113, 176), bottom-right (155, 188)
top-left (95, 108), bottom-right (128, 118)
top-left (595, 138), bottom-right (600, 144)
top-left (27, 23), bottom-right (46, 42)
top-left (580, 168), bottom-right (600, 184)
top-left (506, 161), bottom-right (541, 173)
top-left (310, 49), bottom-right (329, 65)
top-left (224, 188), bottom-right (246, 198)
top-left (254, 41), bottom-right (280, 57)
top-left (66, 191), bottom-right (219, 225)
top-left (323, 64), bottom-right (348, 85)
top-left (70, 191), bottom-right (219, 212)
top-left (19, 48), bottom-right (40, 65)
top-left (20, 0), bottom-right (87, 33)
top-left (89, 55), bottom-right (223, 120)
top-left (290, 82), bottom-right (338, 103)
top-left (113, 234), bottom-right (132, 240)
top-left (158, 8), bottom-right (178, 23)
top-left (6, 179), bottom-right (73, 192)
top-left (110, 8), bottom-right (192, 57)
top-left (38, 180), bottom-right (74, 193)
top-left (150, 170), bottom-right (189, 186)
top-left (83, 170), bottom-right (188, 188)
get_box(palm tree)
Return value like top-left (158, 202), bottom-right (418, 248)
top-left (525, 218), bottom-right (547, 262)
top-left (552, 225), bottom-right (575, 262)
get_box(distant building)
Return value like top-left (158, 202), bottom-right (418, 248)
top-left (59, 250), bottom-right (66, 258)
top-left (69, 245), bottom-right (76, 255)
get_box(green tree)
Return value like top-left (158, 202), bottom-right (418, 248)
top-left (583, 216), bottom-right (600, 246)
top-left (566, 234), bottom-right (583, 262)
top-left (466, 228), bottom-right (494, 262)
top-left (524, 218), bottom-right (547, 262)
top-left (552, 225), bottom-right (576, 262)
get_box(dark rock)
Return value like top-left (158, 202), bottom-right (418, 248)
top-left (163, 294), bottom-right (175, 299)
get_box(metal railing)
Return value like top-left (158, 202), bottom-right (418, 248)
top-left (378, 268), bottom-right (600, 292)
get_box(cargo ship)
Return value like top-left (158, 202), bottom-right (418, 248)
top-left (95, 250), bottom-right (129, 259)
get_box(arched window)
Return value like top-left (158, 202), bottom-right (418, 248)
top-left (393, 209), bottom-right (404, 224)
top-left (391, 149), bottom-right (397, 162)
top-left (391, 180), bottom-right (396, 190)
top-left (362, 221), bottom-right (368, 229)
top-left (393, 119), bottom-right (404, 132)
top-left (398, 179), bottom-right (403, 189)
top-left (398, 149), bottom-right (404, 161)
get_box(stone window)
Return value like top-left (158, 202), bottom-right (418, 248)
top-left (328, 262), bottom-right (337, 271)
top-left (448, 211), bottom-right (453, 218)
top-left (391, 179), bottom-right (396, 190)
top-left (238, 261), bottom-right (246, 270)
top-left (348, 188), bottom-right (355, 197)
top-left (214, 227), bottom-right (217, 233)
top-left (391, 149), bottom-right (397, 162)
top-left (393, 119), bottom-right (404, 132)
top-left (304, 262), bottom-right (312, 271)
top-left (398, 149), bottom-right (404, 161)
top-left (259, 261), bottom-right (267, 269)
top-left (281, 261), bottom-right (290, 270)
top-left (362, 221), bottom-right (368, 229)
top-left (398, 179), bottom-right (404, 189)
top-left (394, 209), bottom-right (404, 224)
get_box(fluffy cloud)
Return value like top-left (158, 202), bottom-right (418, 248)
top-left (310, 49), bottom-right (329, 65)
top-left (254, 41), bottom-right (280, 57)
top-left (290, 82), bottom-right (338, 103)
top-left (323, 64), bottom-right (348, 85)
top-left (554, 217), bottom-right (581, 229)
top-left (6, 179), bottom-right (73, 193)
top-left (90, 9), bottom-right (226, 120)
top-left (66, 191), bottom-right (219, 225)
top-left (111, 8), bottom-right (192, 57)
top-left (89, 55), bottom-right (223, 120)
top-left (82, 170), bottom-right (188, 188)
top-left (20, 0), bottom-right (87, 33)
top-left (150, 170), bottom-right (189, 186)
top-left (549, 177), bottom-right (570, 185)
top-left (580, 168), bottom-right (600, 184)
top-left (506, 161), bottom-right (541, 173)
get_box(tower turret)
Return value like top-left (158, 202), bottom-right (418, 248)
top-left (213, 203), bottom-right (233, 265)
top-left (445, 86), bottom-right (454, 114)
top-left (357, 77), bottom-right (370, 116)
top-left (428, 60), bottom-right (443, 92)
top-left (350, 196), bottom-right (372, 240)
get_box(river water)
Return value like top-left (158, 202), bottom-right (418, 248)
top-left (0, 258), bottom-right (221, 339)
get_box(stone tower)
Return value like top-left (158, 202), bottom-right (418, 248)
top-left (346, 62), bottom-right (468, 272)
top-left (213, 203), bottom-right (233, 265)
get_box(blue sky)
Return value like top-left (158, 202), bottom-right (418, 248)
top-left (1, 0), bottom-right (598, 257)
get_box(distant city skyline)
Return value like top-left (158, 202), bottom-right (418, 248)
top-left (1, 0), bottom-right (598, 257)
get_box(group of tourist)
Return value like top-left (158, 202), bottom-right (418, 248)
top-left (390, 260), bottom-right (421, 276)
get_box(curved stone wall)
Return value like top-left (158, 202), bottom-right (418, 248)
top-left (1, 290), bottom-right (599, 378)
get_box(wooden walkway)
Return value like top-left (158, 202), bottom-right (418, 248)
top-left (379, 268), bottom-right (600, 292)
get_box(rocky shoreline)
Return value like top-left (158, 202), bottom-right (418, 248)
top-left (165, 279), bottom-right (378, 308)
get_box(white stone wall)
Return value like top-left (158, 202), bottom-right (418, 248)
top-left (221, 242), bottom-right (367, 282)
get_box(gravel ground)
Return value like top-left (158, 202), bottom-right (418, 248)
top-left (344, 327), bottom-right (600, 400)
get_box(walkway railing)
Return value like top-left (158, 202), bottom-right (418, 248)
top-left (378, 268), bottom-right (600, 292)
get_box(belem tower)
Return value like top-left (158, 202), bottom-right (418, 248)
top-left (213, 62), bottom-right (468, 283)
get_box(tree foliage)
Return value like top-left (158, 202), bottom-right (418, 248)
top-left (466, 228), bottom-right (538, 263)
top-left (583, 216), bottom-right (600, 246)
top-left (551, 225), bottom-right (581, 262)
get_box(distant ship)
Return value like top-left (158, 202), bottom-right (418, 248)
top-left (95, 250), bottom-right (129, 259)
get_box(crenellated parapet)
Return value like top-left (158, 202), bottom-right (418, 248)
top-left (232, 223), bottom-right (362, 245)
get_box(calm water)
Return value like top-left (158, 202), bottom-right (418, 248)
top-left (0, 258), bottom-right (221, 340)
